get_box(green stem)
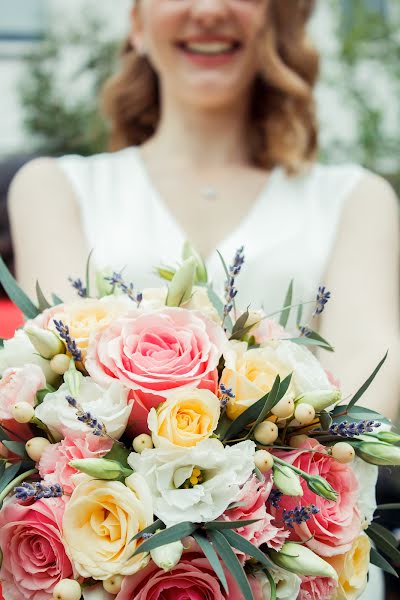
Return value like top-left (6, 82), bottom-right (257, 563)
top-left (272, 455), bottom-right (313, 482)
top-left (0, 469), bottom-right (37, 505)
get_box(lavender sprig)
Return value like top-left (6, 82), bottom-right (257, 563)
top-left (15, 482), bottom-right (63, 502)
top-left (313, 286), bottom-right (331, 316)
top-left (53, 320), bottom-right (82, 362)
top-left (283, 504), bottom-right (319, 529)
top-left (104, 272), bottom-right (143, 306)
top-left (329, 420), bottom-right (381, 438)
top-left (219, 383), bottom-right (235, 408)
top-left (69, 277), bottom-right (87, 298)
top-left (66, 395), bottom-right (108, 437)
top-left (299, 326), bottom-right (312, 338)
top-left (269, 489), bottom-right (283, 509)
top-left (223, 246), bottom-right (245, 319)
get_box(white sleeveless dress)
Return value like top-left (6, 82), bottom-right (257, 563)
top-left (57, 146), bottom-right (383, 600)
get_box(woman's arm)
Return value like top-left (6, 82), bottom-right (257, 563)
top-left (8, 158), bottom-right (89, 301)
top-left (319, 172), bottom-right (400, 420)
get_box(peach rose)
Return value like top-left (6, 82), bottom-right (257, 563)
top-left (326, 534), bottom-right (371, 599)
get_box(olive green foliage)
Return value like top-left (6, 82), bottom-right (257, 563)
top-left (19, 15), bottom-right (120, 156)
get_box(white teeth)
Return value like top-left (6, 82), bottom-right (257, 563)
top-left (184, 42), bottom-right (235, 55)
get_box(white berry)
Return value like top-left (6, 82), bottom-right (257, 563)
top-left (294, 403), bottom-right (316, 426)
top-left (254, 449), bottom-right (274, 473)
top-left (53, 578), bottom-right (81, 600)
top-left (289, 434), bottom-right (309, 448)
top-left (26, 437), bottom-right (51, 462)
top-left (50, 354), bottom-right (71, 375)
top-left (132, 434), bottom-right (154, 453)
top-left (103, 575), bottom-right (124, 594)
top-left (271, 396), bottom-right (295, 419)
top-left (11, 402), bottom-right (35, 423)
top-left (331, 442), bottom-right (355, 464)
top-left (254, 421), bottom-right (279, 445)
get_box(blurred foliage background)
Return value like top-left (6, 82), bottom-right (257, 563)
top-left (17, 0), bottom-right (400, 193)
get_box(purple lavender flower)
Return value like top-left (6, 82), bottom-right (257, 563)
top-left (15, 482), bottom-right (63, 502)
top-left (104, 272), bottom-right (142, 306)
top-left (69, 277), bottom-right (87, 298)
top-left (283, 504), bottom-right (319, 529)
top-left (53, 320), bottom-right (82, 362)
top-left (329, 420), bottom-right (381, 438)
top-left (223, 247), bottom-right (245, 318)
top-left (313, 286), bottom-right (331, 316)
top-left (66, 395), bottom-right (108, 437)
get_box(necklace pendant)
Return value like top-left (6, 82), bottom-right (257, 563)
top-left (200, 186), bottom-right (218, 201)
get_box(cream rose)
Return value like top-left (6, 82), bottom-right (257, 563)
top-left (140, 286), bottom-right (219, 322)
top-left (63, 475), bottom-right (153, 580)
top-left (148, 389), bottom-right (220, 448)
top-left (326, 534), bottom-right (371, 600)
top-left (50, 296), bottom-right (133, 360)
top-left (221, 340), bottom-right (332, 420)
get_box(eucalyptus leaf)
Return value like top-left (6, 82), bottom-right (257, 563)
top-left (52, 293), bottom-right (63, 306)
top-left (0, 255), bottom-right (39, 318)
top-left (222, 529), bottom-right (276, 569)
top-left (132, 522), bottom-right (197, 556)
top-left (35, 280), bottom-right (52, 311)
top-left (370, 547), bottom-right (398, 578)
top-left (279, 280), bottom-right (293, 328)
top-left (319, 411), bottom-right (333, 431)
top-left (367, 523), bottom-right (400, 563)
top-left (303, 329), bottom-right (334, 352)
top-left (206, 285), bottom-right (233, 332)
top-left (330, 405), bottom-right (390, 426)
top-left (104, 443), bottom-right (130, 468)
top-left (204, 519), bottom-right (260, 531)
top-left (208, 529), bottom-right (255, 600)
top-left (288, 337), bottom-right (333, 351)
top-left (2, 441), bottom-right (28, 458)
top-left (346, 352), bottom-right (388, 411)
top-left (85, 249), bottom-right (94, 297)
top-left (0, 426), bottom-right (11, 442)
top-left (193, 532), bottom-right (229, 593)
top-left (263, 568), bottom-right (277, 600)
top-left (131, 519), bottom-right (164, 542)
top-left (296, 303), bottom-right (303, 327)
top-left (0, 462), bottom-right (21, 495)
top-left (246, 375), bottom-right (281, 438)
top-left (222, 395), bottom-right (268, 442)
top-left (377, 503), bottom-right (400, 511)
top-left (368, 522), bottom-right (399, 552)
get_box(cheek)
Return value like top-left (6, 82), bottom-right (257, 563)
top-left (232, 3), bottom-right (268, 42)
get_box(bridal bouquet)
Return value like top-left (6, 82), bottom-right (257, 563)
top-left (0, 245), bottom-right (399, 600)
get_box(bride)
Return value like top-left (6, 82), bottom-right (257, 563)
top-left (7, 1), bottom-right (399, 595)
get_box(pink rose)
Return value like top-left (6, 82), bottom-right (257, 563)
top-left (222, 475), bottom-right (289, 552)
top-left (115, 542), bottom-right (263, 600)
top-left (38, 432), bottom-right (113, 494)
top-left (0, 498), bottom-right (73, 600)
top-left (86, 308), bottom-right (226, 434)
top-left (0, 364), bottom-right (46, 441)
top-left (26, 304), bottom-right (65, 330)
top-left (298, 576), bottom-right (338, 600)
top-left (272, 439), bottom-right (361, 557)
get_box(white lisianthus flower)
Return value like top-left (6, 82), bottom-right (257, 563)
top-left (82, 585), bottom-right (114, 600)
top-left (254, 567), bottom-right (301, 600)
top-left (128, 439), bottom-right (256, 526)
top-left (0, 329), bottom-right (56, 384)
top-left (353, 457), bottom-right (378, 527)
top-left (35, 378), bottom-right (131, 441)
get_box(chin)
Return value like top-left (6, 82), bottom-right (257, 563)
top-left (175, 77), bottom-right (251, 109)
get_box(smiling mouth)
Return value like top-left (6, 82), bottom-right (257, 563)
top-left (177, 41), bottom-right (242, 56)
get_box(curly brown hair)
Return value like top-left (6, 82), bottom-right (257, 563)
top-left (102, 0), bottom-right (319, 174)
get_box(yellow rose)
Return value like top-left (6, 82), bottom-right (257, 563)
top-left (148, 389), bottom-right (220, 448)
top-left (51, 297), bottom-right (131, 359)
top-left (220, 341), bottom-right (293, 420)
top-left (326, 534), bottom-right (371, 600)
top-left (63, 475), bottom-right (153, 580)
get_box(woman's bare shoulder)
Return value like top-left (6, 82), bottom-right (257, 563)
top-left (343, 169), bottom-right (398, 228)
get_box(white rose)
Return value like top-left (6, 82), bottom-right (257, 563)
top-left (35, 378), bottom-right (131, 441)
top-left (0, 329), bottom-right (56, 384)
top-left (82, 586), bottom-right (114, 600)
top-left (353, 457), bottom-right (378, 527)
top-left (128, 439), bottom-right (255, 526)
top-left (254, 568), bottom-right (301, 600)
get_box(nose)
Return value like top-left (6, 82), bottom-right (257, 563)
top-left (190, 0), bottom-right (230, 27)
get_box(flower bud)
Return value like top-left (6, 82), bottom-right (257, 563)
top-left (103, 575), bottom-right (124, 594)
top-left (150, 539), bottom-right (184, 571)
top-left (154, 265), bottom-right (176, 282)
top-left (53, 579), bottom-right (81, 600)
top-left (11, 402), bottom-right (35, 423)
top-left (306, 475), bottom-right (338, 501)
top-left (95, 267), bottom-right (114, 297)
top-left (69, 458), bottom-right (132, 480)
top-left (25, 324), bottom-right (64, 360)
top-left (374, 431), bottom-right (400, 445)
top-left (26, 437), bottom-right (51, 462)
top-left (356, 441), bottom-right (400, 466)
top-left (64, 361), bottom-right (83, 397)
top-left (270, 542), bottom-right (338, 580)
top-left (273, 465), bottom-right (303, 497)
top-left (182, 241), bottom-right (208, 284)
top-left (295, 389), bottom-right (341, 412)
top-left (133, 434), bottom-right (154, 453)
top-left (166, 257), bottom-right (196, 307)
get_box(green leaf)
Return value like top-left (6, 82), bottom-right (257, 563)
top-left (367, 523), bottom-right (400, 563)
top-left (131, 519), bottom-right (164, 542)
top-left (206, 285), bottom-right (233, 332)
top-left (132, 522), bottom-right (197, 556)
top-left (193, 532), bottom-right (229, 593)
top-left (0, 426), bottom-right (11, 442)
top-left (85, 249), bottom-right (94, 297)
top-left (104, 443), bottom-right (130, 468)
top-left (370, 547), bottom-right (398, 578)
top-left (0, 462), bottom-right (21, 494)
top-left (222, 529), bottom-right (275, 569)
top-left (319, 411), bottom-right (333, 431)
top-left (368, 522), bottom-right (399, 552)
top-left (0, 255), bottom-right (39, 318)
top-left (2, 441), bottom-right (28, 458)
top-left (208, 529), bottom-right (254, 600)
top-left (377, 503), bottom-right (400, 511)
top-left (330, 405), bottom-right (390, 426)
top-left (304, 330), bottom-right (334, 352)
top-left (35, 280), bottom-right (52, 311)
top-left (296, 303), bottom-right (303, 327)
top-left (0, 338), bottom-right (4, 348)
top-left (0, 461), bottom-right (5, 479)
top-left (246, 375), bottom-right (282, 439)
top-left (263, 569), bottom-right (277, 600)
top-left (288, 337), bottom-right (333, 351)
top-left (346, 352), bottom-right (388, 411)
top-left (154, 265), bottom-right (176, 282)
top-left (230, 310), bottom-right (259, 342)
top-left (52, 293), bottom-right (63, 306)
top-left (204, 519), bottom-right (261, 531)
top-left (279, 280), bottom-right (294, 328)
